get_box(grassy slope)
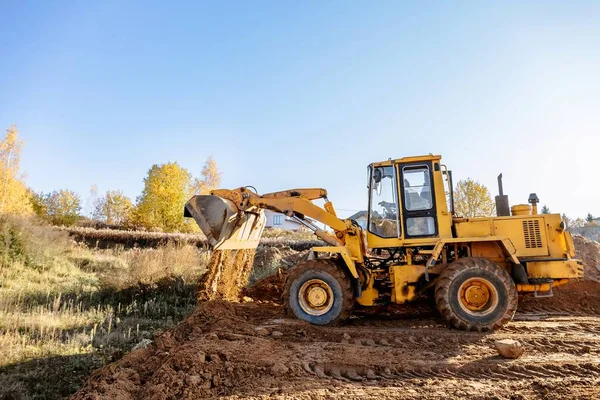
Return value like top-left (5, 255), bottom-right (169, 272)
top-left (0, 217), bottom-right (210, 400)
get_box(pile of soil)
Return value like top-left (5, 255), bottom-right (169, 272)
top-left (573, 234), bottom-right (600, 282)
top-left (199, 249), bottom-right (256, 301)
top-left (72, 300), bottom-right (283, 399)
top-left (519, 235), bottom-right (600, 313)
top-left (245, 247), bottom-right (308, 302)
top-left (73, 296), bottom-right (600, 399)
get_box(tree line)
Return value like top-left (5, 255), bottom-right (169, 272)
top-left (1, 125), bottom-right (221, 232)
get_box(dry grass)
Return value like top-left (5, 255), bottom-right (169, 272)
top-left (0, 217), bottom-right (211, 399)
top-left (63, 225), bottom-right (322, 250)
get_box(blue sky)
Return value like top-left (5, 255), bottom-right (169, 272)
top-left (1, 1), bottom-right (598, 218)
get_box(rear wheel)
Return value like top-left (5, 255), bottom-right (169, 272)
top-left (435, 257), bottom-right (517, 331)
top-left (284, 259), bottom-right (354, 325)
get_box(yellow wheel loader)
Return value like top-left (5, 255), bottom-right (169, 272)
top-left (184, 154), bottom-right (582, 331)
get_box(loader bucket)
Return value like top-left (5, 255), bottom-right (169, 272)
top-left (184, 195), bottom-right (266, 250)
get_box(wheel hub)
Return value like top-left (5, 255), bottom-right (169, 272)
top-left (298, 279), bottom-right (334, 316)
top-left (463, 284), bottom-right (490, 309)
top-left (307, 286), bottom-right (328, 307)
top-left (458, 278), bottom-right (498, 314)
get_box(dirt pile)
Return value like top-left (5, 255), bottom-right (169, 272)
top-left (199, 249), bottom-right (256, 301)
top-left (73, 298), bottom-right (600, 399)
top-left (518, 234), bottom-right (600, 314)
top-left (573, 234), bottom-right (600, 282)
top-left (245, 246), bottom-right (308, 302)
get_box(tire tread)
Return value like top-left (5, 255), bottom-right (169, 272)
top-left (283, 259), bottom-right (354, 325)
top-left (435, 257), bottom-right (517, 331)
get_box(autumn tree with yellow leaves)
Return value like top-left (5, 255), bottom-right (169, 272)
top-left (0, 125), bottom-right (33, 215)
top-left (194, 155), bottom-right (221, 195)
top-left (31, 189), bottom-right (82, 225)
top-left (92, 190), bottom-right (133, 225)
top-left (454, 178), bottom-right (495, 218)
top-left (132, 162), bottom-right (194, 232)
top-left (132, 157), bottom-right (223, 232)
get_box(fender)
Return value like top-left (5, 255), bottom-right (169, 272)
top-left (311, 246), bottom-right (359, 278)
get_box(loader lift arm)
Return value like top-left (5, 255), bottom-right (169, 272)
top-left (185, 187), bottom-right (365, 263)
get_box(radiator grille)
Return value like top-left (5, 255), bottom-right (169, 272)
top-left (522, 220), bottom-right (543, 248)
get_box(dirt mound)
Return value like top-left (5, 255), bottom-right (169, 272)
top-left (73, 298), bottom-right (600, 399)
top-left (573, 234), bottom-right (600, 282)
top-left (244, 273), bottom-right (286, 302)
top-left (72, 300), bottom-right (288, 399)
top-left (519, 280), bottom-right (600, 314)
top-left (199, 249), bottom-right (256, 301)
top-left (245, 247), bottom-right (307, 302)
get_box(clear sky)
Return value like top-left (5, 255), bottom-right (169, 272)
top-left (1, 1), bottom-right (598, 219)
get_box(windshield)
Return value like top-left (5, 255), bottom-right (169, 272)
top-left (368, 166), bottom-right (400, 238)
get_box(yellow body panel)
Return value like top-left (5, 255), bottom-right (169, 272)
top-left (356, 278), bottom-right (379, 306)
top-left (493, 217), bottom-right (548, 257)
top-left (564, 231), bottom-right (576, 258)
top-left (526, 260), bottom-right (583, 279)
top-left (517, 279), bottom-right (569, 293)
top-left (390, 265), bottom-right (425, 303)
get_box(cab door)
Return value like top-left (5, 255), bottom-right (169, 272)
top-left (399, 162), bottom-right (438, 238)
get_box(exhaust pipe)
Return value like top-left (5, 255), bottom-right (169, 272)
top-left (495, 174), bottom-right (510, 217)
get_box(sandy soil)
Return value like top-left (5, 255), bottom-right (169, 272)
top-left (72, 235), bottom-right (600, 399)
top-left (72, 297), bottom-right (600, 400)
top-left (199, 249), bottom-right (256, 301)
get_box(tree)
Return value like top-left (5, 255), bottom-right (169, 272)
top-left (34, 190), bottom-right (82, 226)
top-left (194, 155), bottom-right (222, 195)
top-left (586, 213), bottom-right (595, 223)
top-left (132, 162), bottom-right (196, 232)
top-left (453, 178), bottom-right (495, 218)
top-left (0, 125), bottom-right (33, 215)
top-left (92, 190), bottom-right (133, 225)
top-left (540, 205), bottom-right (550, 214)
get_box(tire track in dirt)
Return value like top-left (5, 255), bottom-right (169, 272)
top-left (305, 361), bottom-right (600, 381)
top-left (334, 332), bottom-right (600, 355)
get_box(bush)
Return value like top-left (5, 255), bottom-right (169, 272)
top-left (0, 215), bottom-right (71, 270)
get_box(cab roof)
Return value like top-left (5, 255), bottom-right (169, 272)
top-left (370, 154), bottom-right (442, 167)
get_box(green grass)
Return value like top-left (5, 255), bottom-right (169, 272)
top-left (0, 216), bottom-right (210, 399)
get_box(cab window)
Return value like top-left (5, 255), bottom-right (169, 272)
top-left (402, 166), bottom-right (433, 211)
top-left (368, 166), bottom-right (400, 238)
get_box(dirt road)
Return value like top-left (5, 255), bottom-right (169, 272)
top-left (73, 289), bottom-right (600, 400)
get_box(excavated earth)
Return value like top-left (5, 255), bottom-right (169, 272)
top-left (73, 236), bottom-right (600, 399)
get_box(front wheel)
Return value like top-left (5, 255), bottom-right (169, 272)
top-left (283, 259), bottom-right (354, 325)
top-left (435, 257), bottom-right (517, 331)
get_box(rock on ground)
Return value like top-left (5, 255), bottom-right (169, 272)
top-left (494, 339), bottom-right (524, 359)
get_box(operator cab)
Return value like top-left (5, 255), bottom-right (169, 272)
top-left (366, 155), bottom-right (453, 247)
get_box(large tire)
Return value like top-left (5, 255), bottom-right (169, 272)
top-left (435, 257), bottom-right (517, 331)
top-left (283, 259), bottom-right (354, 325)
